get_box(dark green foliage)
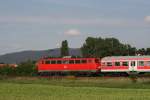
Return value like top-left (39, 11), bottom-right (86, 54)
top-left (0, 65), bottom-right (15, 76)
top-left (136, 48), bottom-right (150, 55)
top-left (137, 48), bottom-right (146, 55)
top-left (0, 61), bottom-right (37, 76)
top-left (146, 48), bottom-right (150, 55)
top-left (15, 60), bottom-right (37, 76)
top-left (61, 40), bottom-right (69, 57)
top-left (81, 37), bottom-right (136, 58)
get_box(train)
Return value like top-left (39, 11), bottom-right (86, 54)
top-left (36, 56), bottom-right (150, 76)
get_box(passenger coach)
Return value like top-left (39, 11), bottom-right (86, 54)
top-left (101, 56), bottom-right (150, 73)
top-left (37, 57), bottom-right (101, 74)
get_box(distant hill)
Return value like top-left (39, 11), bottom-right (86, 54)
top-left (0, 48), bottom-right (82, 64)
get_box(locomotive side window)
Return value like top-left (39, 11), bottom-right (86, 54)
top-left (45, 60), bottom-right (50, 64)
top-left (51, 60), bottom-right (56, 64)
top-left (75, 60), bottom-right (81, 64)
top-left (81, 60), bottom-right (87, 64)
top-left (115, 62), bottom-right (120, 66)
top-left (57, 60), bottom-right (62, 64)
top-left (122, 62), bottom-right (128, 66)
top-left (69, 60), bottom-right (74, 64)
top-left (107, 62), bottom-right (112, 66)
top-left (138, 61), bottom-right (144, 66)
top-left (63, 60), bottom-right (69, 64)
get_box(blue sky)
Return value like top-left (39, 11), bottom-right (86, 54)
top-left (0, 0), bottom-right (150, 55)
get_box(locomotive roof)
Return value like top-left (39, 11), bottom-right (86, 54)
top-left (101, 56), bottom-right (150, 61)
top-left (41, 57), bottom-right (98, 60)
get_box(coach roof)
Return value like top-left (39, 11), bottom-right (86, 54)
top-left (101, 56), bottom-right (150, 61)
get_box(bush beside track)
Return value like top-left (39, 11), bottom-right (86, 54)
top-left (0, 61), bottom-right (37, 76)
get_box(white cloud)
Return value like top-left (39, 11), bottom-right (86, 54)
top-left (144, 16), bottom-right (150, 23)
top-left (64, 29), bottom-right (81, 36)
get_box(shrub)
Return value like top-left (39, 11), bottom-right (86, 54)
top-left (15, 60), bottom-right (37, 76)
top-left (0, 65), bottom-right (15, 76)
top-left (0, 61), bottom-right (38, 76)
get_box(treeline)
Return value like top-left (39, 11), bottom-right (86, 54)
top-left (61, 36), bottom-right (150, 58)
top-left (81, 37), bottom-right (150, 58)
top-left (0, 61), bottom-right (37, 76)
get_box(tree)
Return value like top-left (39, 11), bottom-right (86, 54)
top-left (0, 65), bottom-right (15, 76)
top-left (61, 40), bottom-right (69, 57)
top-left (137, 48), bottom-right (146, 55)
top-left (15, 60), bottom-right (37, 76)
top-left (146, 48), bottom-right (150, 55)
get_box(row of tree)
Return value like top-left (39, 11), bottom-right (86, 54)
top-left (61, 37), bottom-right (150, 58)
top-left (0, 61), bottom-right (37, 76)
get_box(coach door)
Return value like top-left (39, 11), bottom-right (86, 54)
top-left (129, 61), bottom-right (137, 72)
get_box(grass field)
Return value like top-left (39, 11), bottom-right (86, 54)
top-left (1, 76), bottom-right (150, 100)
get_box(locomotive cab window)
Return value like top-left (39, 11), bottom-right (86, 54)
top-left (115, 62), bottom-right (120, 66)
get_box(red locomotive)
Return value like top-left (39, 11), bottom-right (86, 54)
top-left (37, 57), bottom-right (101, 75)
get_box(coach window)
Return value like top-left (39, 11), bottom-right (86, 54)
top-left (138, 61), bottom-right (144, 66)
top-left (146, 61), bottom-right (150, 66)
top-left (81, 60), bottom-right (87, 64)
top-left (57, 60), bottom-right (62, 64)
top-left (102, 62), bottom-right (106, 66)
top-left (122, 62), bottom-right (128, 66)
top-left (51, 60), bottom-right (56, 64)
top-left (75, 60), bottom-right (81, 64)
top-left (107, 62), bottom-right (112, 66)
top-left (69, 60), bottom-right (74, 64)
top-left (131, 61), bottom-right (135, 66)
top-left (115, 62), bottom-right (120, 66)
top-left (45, 60), bottom-right (50, 64)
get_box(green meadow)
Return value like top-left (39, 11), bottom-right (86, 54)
top-left (0, 77), bottom-right (150, 100)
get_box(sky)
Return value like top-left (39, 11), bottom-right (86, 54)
top-left (0, 0), bottom-right (150, 55)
